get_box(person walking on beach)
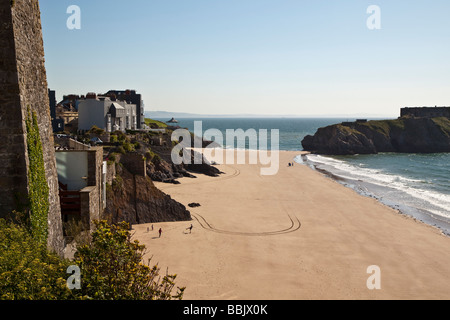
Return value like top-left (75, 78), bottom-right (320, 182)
top-left (159, 228), bottom-right (162, 238)
top-left (187, 224), bottom-right (193, 234)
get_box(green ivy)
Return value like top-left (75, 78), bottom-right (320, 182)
top-left (25, 108), bottom-right (49, 247)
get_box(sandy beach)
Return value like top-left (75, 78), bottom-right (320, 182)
top-left (133, 150), bottom-right (450, 300)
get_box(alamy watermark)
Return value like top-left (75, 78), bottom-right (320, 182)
top-left (367, 5), bottom-right (381, 30)
top-left (366, 265), bottom-right (381, 290)
top-left (66, 265), bottom-right (81, 290)
top-left (67, 5), bottom-right (81, 30)
top-left (171, 121), bottom-right (280, 176)
top-left (66, 5), bottom-right (380, 31)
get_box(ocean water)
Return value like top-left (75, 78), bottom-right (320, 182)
top-left (155, 117), bottom-right (450, 235)
top-left (301, 153), bottom-right (450, 235)
top-left (157, 117), bottom-right (350, 151)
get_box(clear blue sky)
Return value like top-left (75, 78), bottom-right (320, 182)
top-left (40, 0), bottom-right (450, 117)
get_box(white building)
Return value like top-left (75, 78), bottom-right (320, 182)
top-left (78, 95), bottom-right (137, 133)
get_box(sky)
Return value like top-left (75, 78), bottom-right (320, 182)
top-left (40, 0), bottom-right (450, 117)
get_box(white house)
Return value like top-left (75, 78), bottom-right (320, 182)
top-left (78, 95), bottom-right (137, 133)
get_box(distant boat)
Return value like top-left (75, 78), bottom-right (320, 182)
top-left (166, 117), bottom-right (179, 123)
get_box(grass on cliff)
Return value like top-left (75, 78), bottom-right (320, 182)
top-left (145, 118), bottom-right (167, 128)
top-left (432, 117), bottom-right (450, 137)
top-left (355, 119), bottom-right (406, 137)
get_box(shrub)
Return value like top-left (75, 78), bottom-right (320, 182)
top-left (113, 131), bottom-right (127, 142)
top-left (123, 142), bottom-right (134, 153)
top-left (74, 220), bottom-right (185, 300)
top-left (0, 219), bottom-right (185, 300)
top-left (89, 126), bottom-right (105, 136)
top-left (108, 153), bottom-right (117, 162)
top-left (0, 219), bottom-right (75, 300)
top-left (110, 135), bottom-right (118, 144)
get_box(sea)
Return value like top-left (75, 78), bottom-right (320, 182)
top-left (154, 117), bottom-right (450, 235)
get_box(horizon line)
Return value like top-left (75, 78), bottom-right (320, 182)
top-left (145, 110), bottom-right (398, 119)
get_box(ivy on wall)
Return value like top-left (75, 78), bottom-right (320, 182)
top-left (25, 107), bottom-right (49, 246)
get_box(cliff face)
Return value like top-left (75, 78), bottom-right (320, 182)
top-left (302, 117), bottom-right (450, 155)
top-left (104, 164), bottom-right (191, 225)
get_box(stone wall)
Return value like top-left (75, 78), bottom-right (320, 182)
top-left (88, 146), bottom-right (104, 217)
top-left (120, 153), bottom-right (147, 177)
top-left (0, 0), bottom-right (64, 254)
top-left (401, 107), bottom-right (450, 118)
top-left (80, 186), bottom-right (100, 231)
top-left (0, 1), bottom-right (29, 217)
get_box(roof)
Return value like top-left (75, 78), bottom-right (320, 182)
top-left (111, 102), bottom-right (125, 110)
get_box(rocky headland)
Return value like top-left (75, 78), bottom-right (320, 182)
top-left (302, 117), bottom-right (450, 155)
top-left (101, 126), bottom-right (222, 225)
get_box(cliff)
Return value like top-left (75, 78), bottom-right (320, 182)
top-left (302, 117), bottom-right (450, 155)
top-left (101, 129), bottom-right (223, 225)
top-left (103, 163), bottom-right (191, 225)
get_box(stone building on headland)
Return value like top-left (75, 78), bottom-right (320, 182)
top-left (401, 106), bottom-right (450, 118)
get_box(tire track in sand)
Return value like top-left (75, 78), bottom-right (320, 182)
top-left (159, 164), bottom-right (301, 236)
top-left (192, 212), bottom-right (301, 237)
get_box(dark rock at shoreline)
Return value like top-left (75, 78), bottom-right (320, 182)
top-left (302, 117), bottom-right (450, 155)
top-left (184, 149), bottom-right (223, 177)
top-left (188, 203), bottom-right (201, 208)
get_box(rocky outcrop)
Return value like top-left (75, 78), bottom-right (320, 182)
top-left (184, 149), bottom-right (223, 177)
top-left (147, 149), bottom-right (222, 184)
top-left (302, 117), bottom-right (450, 155)
top-left (103, 164), bottom-right (191, 225)
top-left (145, 133), bottom-right (223, 183)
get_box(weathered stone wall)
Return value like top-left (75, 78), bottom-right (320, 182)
top-left (0, 1), bottom-right (29, 216)
top-left (401, 107), bottom-right (450, 118)
top-left (120, 153), bottom-right (147, 177)
top-left (87, 147), bottom-right (104, 217)
top-left (80, 186), bottom-right (100, 231)
top-left (0, 0), bottom-right (64, 254)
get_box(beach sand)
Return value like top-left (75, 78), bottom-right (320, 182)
top-left (133, 150), bottom-right (450, 300)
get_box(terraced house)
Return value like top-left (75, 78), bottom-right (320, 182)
top-left (78, 93), bottom-right (137, 133)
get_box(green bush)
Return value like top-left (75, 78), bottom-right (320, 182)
top-left (109, 153), bottom-right (117, 162)
top-left (74, 220), bottom-right (185, 300)
top-left (123, 142), bottom-right (135, 153)
top-left (113, 131), bottom-right (127, 142)
top-left (89, 126), bottom-right (105, 136)
top-left (0, 219), bottom-right (184, 300)
top-left (110, 135), bottom-right (118, 144)
top-left (0, 219), bottom-right (74, 300)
